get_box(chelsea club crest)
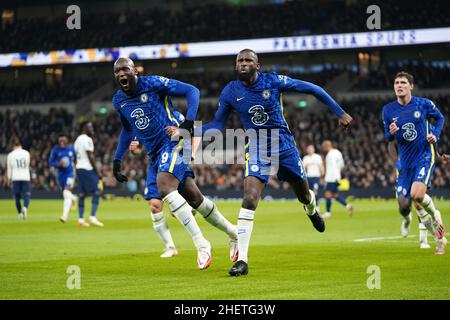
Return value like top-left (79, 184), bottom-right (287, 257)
top-left (140, 93), bottom-right (148, 103)
top-left (262, 90), bottom-right (271, 99)
top-left (414, 111), bottom-right (421, 119)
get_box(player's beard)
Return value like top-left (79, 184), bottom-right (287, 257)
top-left (237, 68), bottom-right (256, 82)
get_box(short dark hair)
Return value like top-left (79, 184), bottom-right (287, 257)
top-left (238, 48), bottom-right (258, 61)
top-left (58, 132), bottom-right (68, 138)
top-left (11, 137), bottom-right (21, 146)
top-left (394, 71), bottom-right (414, 85)
top-left (79, 121), bottom-right (90, 132)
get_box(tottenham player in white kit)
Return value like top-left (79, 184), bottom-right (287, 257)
top-left (303, 144), bottom-right (324, 212)
top-left (74, 122), bottom-right (104, 227)
top-left (321, 140), bottom-right (353, 218)
top-left (6, 139), bottom-right (31, 220)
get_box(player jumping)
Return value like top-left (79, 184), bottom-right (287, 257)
top-left (382, 71), bottom-right (446, 254)
top-left (172, 49), bottom-right (352, 276)
top-left (112, 57), bottom-right (215, 269)
top-left (127, 137), bottom-right (238, 261)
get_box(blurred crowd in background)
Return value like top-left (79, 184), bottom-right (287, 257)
top-left (1, 62), bottom-right (449, 105)
top-left (1, 94), bottom-right (449, 193)
top-left (1, 0), bottom-right (448, 53)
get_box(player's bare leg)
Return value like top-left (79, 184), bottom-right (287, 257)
top-left (411, 182), bottom-right (446, 254)
top-left (229, 176), bottom-right (265, 276)
top-left (397, 195), bottom-right (412, 237)
top-left (149, 198), bottom-right (178, 258)
top-left (290, 180), bottom-right (325, 232)
top-left (158, 172), bottom-right (211, 269)
top-left (180, 177), bottom-right (238, 262)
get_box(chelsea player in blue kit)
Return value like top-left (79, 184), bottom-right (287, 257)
top-left (112, 57), bottom-right (217, 269)
top-left (195, 49), bottom-right (353, 276)
top-left (382, 72), bottom-right (446, 254)
top-left (49, 134), bottom-right (77, 223)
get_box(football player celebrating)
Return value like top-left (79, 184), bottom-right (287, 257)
top-left (169, 49), bottom-right (352, 276)
top-left (382, 71), bottom-right (446, 254)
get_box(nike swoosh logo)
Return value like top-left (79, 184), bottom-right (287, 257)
top-left (236, 97), bottom-right (245, 101)
top-left (120, 103), bottom-right (126, 108)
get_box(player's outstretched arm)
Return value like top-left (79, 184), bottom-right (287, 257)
top-left (278, 76), bottom-right (352, 128)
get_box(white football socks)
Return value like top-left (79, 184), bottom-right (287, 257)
top-left (417, 208), bottom-right (435, 236)
top-left (305, 189), bottom-right (316, 216)
top-left (151, 211), bottom-right (176, 249)
top-left (237, 208), bottom-right (255, 263)
top-left (197, 197), bottom-right (237, 240)
top-left (163, 191), bottom-right (206, 249)
top-left (62, 189), bottom-right (73, 219)
top-left (420, 194), bottom-right (437, 220)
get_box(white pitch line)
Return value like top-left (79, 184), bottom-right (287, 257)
top-left (353, 232), bottom-right (450, 242)
top-left (353, 235), bottom-right (416, 242)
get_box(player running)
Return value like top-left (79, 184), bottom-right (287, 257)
top-left (128, 136), bottom-right (238, 261)
top-left (388, 141), bottom-right (431, 248)
top-left (6, 138), bottom-right (31, 220)
top-left (382, 71), bottom-right (446, 254)
top-left (321, 140), bottom-right (353, 218)
top-left (74, 122), bottom-right (104, 227)
top-left (174, 49), bottom-right (352, 276)
top-left (112, 57), bottom-right (214, 269)
top-left (303, 144), bottom-right (324, 212)
top-left (49, 133), bottom-right (77, 223)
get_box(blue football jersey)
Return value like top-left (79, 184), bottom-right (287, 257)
top-left (112, 76), bottom-right (189, 159)
top-left (382, 96), bottom-right (445, 169)
top-left (49, 145), bottom-right (76, 173)
top-left (202, 72), bottom-right (345, 153)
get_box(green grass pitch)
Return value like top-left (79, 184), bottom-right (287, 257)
top-left (0, 198), bottom-right (448, 300)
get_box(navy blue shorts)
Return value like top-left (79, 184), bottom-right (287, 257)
top-left (308, 177), bottom-right (320, 192)
top-left (57, 172), bottom-right (75, 190)
top-left (76, 169), bottom-right (99, 195)
top-left (396, 160), bottom-right (435, 199)
top-left (325, 182), bottom-right (339, 193)
top-left (13, 181), bottom-right (31, 195)
top-left (153, 139), bottom-right (191, 183)
top-left (245, 147), bottom-right (307, 184)
top-left (144, 161), bottom-right (195, 200)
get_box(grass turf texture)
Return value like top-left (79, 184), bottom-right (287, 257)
top-left (0, 198), bottom-right (449, 300)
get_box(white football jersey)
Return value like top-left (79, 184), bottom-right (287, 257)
top-left (74, 134), bottom-right (94, 170)
top-left (7, 147), bottom-right (31, 181)
top-left (325, 149), bottom-right (344, 182)
top-left (302, 153), bottom-right (323, 178)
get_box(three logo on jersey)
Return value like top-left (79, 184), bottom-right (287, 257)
top-left (237, 90), bottom-right (272, 126)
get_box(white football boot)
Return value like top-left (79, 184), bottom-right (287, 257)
top-left (21, 207), bottom-right (28, 220)
top-left (418, 223), bottom-right (430, 248)
top-left (400, 212), bottom-right (412, 237)
top-left (78, 218), bottom-right (90, 227)
top-left (160, 247), bottom-right (179, 258)
top-left (197, 241), bottom-right (212, 270)
top-left (229, 238), bottom-right (239, 262)
top-left (321, 212), bottom-right (332, 219)
top-left (432, 210), bottom-right (446, 240)
top-left (435, 236), bottom-right (447, 255)
top-left (89, 216), bottom-right (104, 227)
